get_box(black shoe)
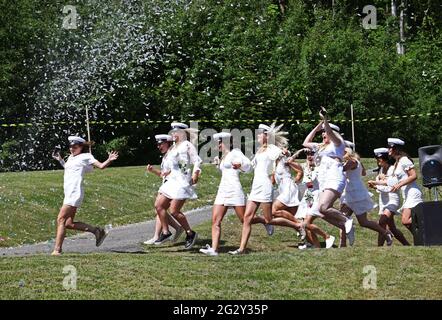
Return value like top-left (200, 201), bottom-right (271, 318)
top-left (184, 231), bottom-right (198, 250)
top-left (154, 232), bottom-right (173, 245)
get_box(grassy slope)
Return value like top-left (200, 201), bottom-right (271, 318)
top-left (1, 159), bottom-right (441, 300)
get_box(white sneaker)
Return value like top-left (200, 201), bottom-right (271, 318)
top-left (228, 249), bottom-right (244, 255)
top-left (264, 224), bottom-right (274, 236)
top-left (345, 218), bottom-right (354, 234)
top-left (298, 225), bottom-right (306, 242)
top-left (386, 232), bottom-right (393, 246)
top-left (143, 237), bottom-right (158, 245)
top-left (172, 226), bottom-right (184, 243)
top-left (199, 244), bottom-right (218, 256)
top-left (347, 226), bottom-right (355, 246)
top-left (325, 235), bottom-right (335, 249)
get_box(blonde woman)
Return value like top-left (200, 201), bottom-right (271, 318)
top-left (340, 147), bottom-right (394, 246)
top-left (303, 108), bottom-right (354, 247)
top-left (229, 123), bottom-right (305, 255)
top-left (51, 136), bottom-right (118, 255)
top-left (200, 132), bottom-right (253, 256)
top-left (144, 134), bottom-right (184, 245)
top-left (155, 122), bottom-right (202, 249)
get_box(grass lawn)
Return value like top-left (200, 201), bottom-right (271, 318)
top-left (1, 158), bottom-right (441, 300)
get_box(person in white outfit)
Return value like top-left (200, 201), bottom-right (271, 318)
top-left (340, 147), bottom-right (393, 246)
top-left (368, 148), bottom-right (410, 246)
top-left (295, 148), bottom-right (335, 249)
top-left (155, 122), bottom-right (202, 249)
top-left (229, 123), bottom-right (305, 255)
top-left (302, 108), bottom-right (354, 247)
top-left (51, 136), bottom-right (119, 255)
top-left (200, 132), bottom-right (254, 256)
top-left (143, 134), bottom-right (185, 245)
top-left (387, 138), bottom-right (423, 233)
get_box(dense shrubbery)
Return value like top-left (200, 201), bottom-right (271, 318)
top-left (0, 0), bottom-right (441, 170)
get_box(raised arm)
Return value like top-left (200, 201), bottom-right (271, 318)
top-left (303, 121), bottom-right (323, 149)
top-left (93, 151), bottom-right (119, 170)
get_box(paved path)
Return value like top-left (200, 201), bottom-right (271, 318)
top-left (0, 206), bottom-right (213, 257)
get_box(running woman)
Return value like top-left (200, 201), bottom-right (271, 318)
top-left (229, 123), bottom-right (305, 255)
top-left (51, 136), bottom-right (118, 255)
top-left (200, 132), bottom-right (252, 256)
top-left (144, 134), bottom-right (184, 245)
top-left (155, 122), bottom-right (201, 249)
top-left (302, 108), bottom-right (354, 247)
top-left (295, 148), bottom-right (335, 249)
top-left (340, 147), bottom-right (393, 246)
top-left (387, 138), bottom-right (423, 232)
top-left (368, 148), bottom-right (410, 246)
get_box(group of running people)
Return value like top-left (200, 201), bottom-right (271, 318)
top-left (50, 108), bottom-right (423, 256)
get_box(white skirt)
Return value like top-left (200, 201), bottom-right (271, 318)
top-left (296, 189), bottom-right (322, 219)
top-left (63, 191), bottom-right (84, 208)
top-left (248, 176), bottom-right (274, 203)
top-left (401, 187), bottom-right (423, 209)
top-left (343, 195), bottom-right (374, 215)
top-left (159, 174), bottom-right (197, 200)
top-left (214, 183), bottom-right (246, 207)
top-left (276, 179), bottom-right (299, 207)
top-left (318, 160), bottom-right (346, 194)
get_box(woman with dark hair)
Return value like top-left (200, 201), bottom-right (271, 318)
top-left (368, 148), bottom-right (410, 246)
top-left (386, 138), bottom-right (423, 232)
top-left (200, 132), bottom-right (252, 256)
top-left (144, 134), bottom-right (184, 245)
top-left (51, 136), bottom-right (118, 255)
top-left (303, 108), bottom-right (354, 247)
top-left (155, 122), bottom-right (201, 249)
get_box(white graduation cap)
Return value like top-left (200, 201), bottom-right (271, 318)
top-left (374, 147), bottom-right (389, 157)
top-left (258, 124), bottom-right (272, 133)
top-left (213, 132), bottom-right (232, 140)
top-left (387, 138), bottom-right (405, 147)
top-left (171, 122), bottom-right (188, 130)
top-left (322, 123), bottom-right (340, 132)
top-left (155, 134), bottom-right (173, 143)
top-left (68, 136), bottom-right (86, 146)
top-left (344, 140), bottom-right (355, 149)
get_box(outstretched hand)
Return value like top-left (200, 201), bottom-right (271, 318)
top-left (319, 106), bottom-right (327, 121)
top-left (52, 152), bottom-right (62, 162)
top-left (108, 151), bottom-right (119, 162)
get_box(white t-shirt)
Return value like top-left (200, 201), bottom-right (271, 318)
top-left (63, 153), bottom-right (97, 207)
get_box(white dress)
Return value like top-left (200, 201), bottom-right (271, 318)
top-left (313, 141), bottom-right (346, 194)
top-left (63, 153), bottom-right (97, 208)
top-left (391, 157), bottom-right (423, 209)
top-left (295, 163), bottom-right (321, 219)
top-left (159, 140), bottom-right (202, 200)
top-left (340, 160), bottom-right (374, 215)
top-left (248, 144), bottom-right (282, 203)
top-left (214, 149), bottom-right (251, 207)
top-left (274, 156), bottom-right (299, 207)
top-left (375, 166), bottom-right (401, 215)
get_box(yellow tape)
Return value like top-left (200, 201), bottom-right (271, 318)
top-left (0, 112), bottom-right (440, 128)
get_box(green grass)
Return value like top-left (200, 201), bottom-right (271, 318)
top-left (0, 164), bottom-right (240, 247)
top-left (1, 216), bottom-right (441, 299)
top-left (1, 158), bottom-right (441, 300)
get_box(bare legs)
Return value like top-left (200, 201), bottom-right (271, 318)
top-left (318, 189), bottom-right (348, 247)
top-left (378, 210), bottom-right (410, 246)
top-left (53, 205), bottom-right (99, 254)
top-left (211, 205), bottom-right (246, 252)
top-left (401, 208), bottom-right (413, 232)
top-left (304, 215), bottom-right (331, 248)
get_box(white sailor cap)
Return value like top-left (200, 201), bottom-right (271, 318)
top-left (171, 122), bottom-right (188, 130)
top-left (213, 132), bottom-right (232, 140)
top-left (374, 148), bottom-right (389, 157)
top-left (68, 136), bottom-right (86, 146)
top-left (258, 124), bottom-right (272, 133)
top-left (155, 134), bottom-right (173, 143)
top-left (387, 138), bottom-right (405, 147)
top-left (344, 140), bottom-right (355, 149)
top-left (322, 123), bottom-right (340, 132)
